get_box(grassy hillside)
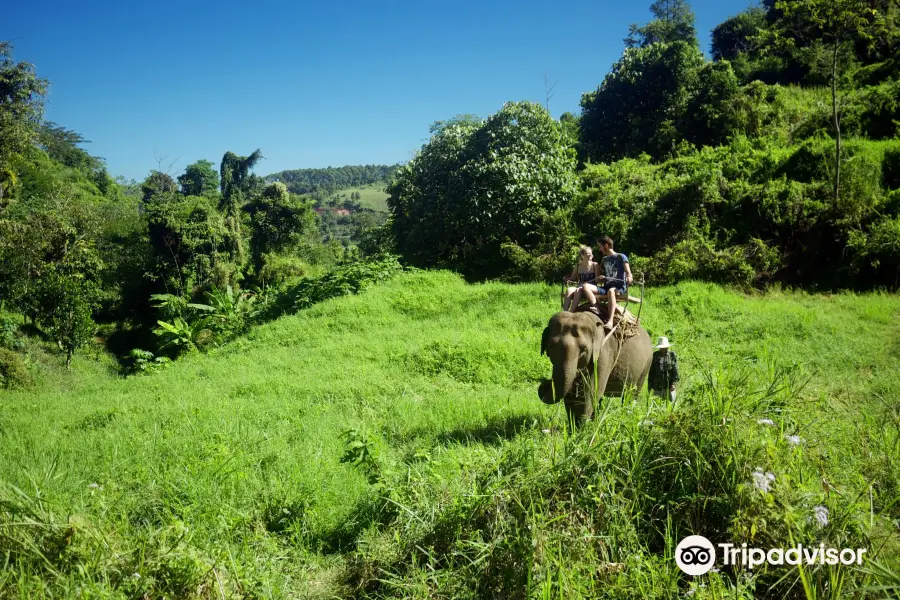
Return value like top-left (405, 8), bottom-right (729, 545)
top-left (1, 272), bottom-right (899, 598)
top-left (336, 183), bottom-right (390, 211)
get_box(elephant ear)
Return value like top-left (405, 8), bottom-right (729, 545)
top-left (589, 324), bottom-right (605, 366)
top-left (540, 326), bottom-right (549, 356)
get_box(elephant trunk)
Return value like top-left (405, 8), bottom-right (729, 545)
top-left (552, 346), bottom-right (579, 401)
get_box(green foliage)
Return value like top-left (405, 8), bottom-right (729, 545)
top-left (848, 214), bottom-right (900, 284)
top-left (280, 255), bottom-right (405, 312)
top-left (37, 122), bottom-right (113, 196)
top-left (0, 347), bottom-right (31, 388)
top-left (0, 42), bottom-right (47, 172)
top-left (388, 101), bottom-right (577, 279)
top-left (580, 41), bottom-right (706, 162)
top-left (153, 316), bottom-right (214, 355)
top-left (177, 159), bottom-right (219, 197)
top-left (126, 348), bottom-right (171, 374)
top-left (151, 285), bottom-right (259, 355)
top-left (340, 428), bottom-right (392, 488)
top-left (884, 146), bottom-right (900, 190)
top-left (844, 78), bottom-right (900, 140)
top-left (255, 254), bottom-right (314, 286)
top-left (219, 149), bottom-right (262, 205)
top-left (353, 212), bottom-right (394, 258)
top-left (268, 164), bottom-right (398, 196)
top-left (32, 271), bottom-right (100, 368)
top-left (219, 149), bottom-right (263, 269)
top-left (144, 193), bottom-right (233, 294)
top-left (625, 0), bottom-right (698, 48)
top-left (245, 181), bottom-right (316, 278)
top-left (141, 170), bottom-right (176, 202)
top-left (574, 137), bottom-right (900, 288)
top-left (684, 60), bottom-right (741, 148)
top-left (0, 316), bottom-right (24, 351)
top-left (196, 284), bottom-right (260, 339)
top-left (711, 7), bottom-right (766, 61)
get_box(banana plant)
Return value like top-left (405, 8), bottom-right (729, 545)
top-left (153, 316), bottom-right (214, 354)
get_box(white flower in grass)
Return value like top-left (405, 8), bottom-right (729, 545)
top-left (752, 468), bottom-right (775, 492)
top-left (757, 418), bottom-right (775, 426)
top-left (88, 482), bottom-right (102, 490)
top-left (131, 572), bottom-right (141, 579)
top-left (813, 505), bottom-right (829, 527)
top-left (785, 434), bottom-right (802, 446)
top-left (640, 419), bottom-right (655, 427)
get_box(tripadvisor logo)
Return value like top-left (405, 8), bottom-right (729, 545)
top-left (675, 536), bottom-right (867, 576)
top-left (676, 536), bottom-right (716, 576)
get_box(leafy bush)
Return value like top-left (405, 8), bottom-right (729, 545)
top-left (572, 136), bottom-right (898, 289)
top-left (0, 316), bottom-right (24, 350)
top-left (278, 255), bottom-right (405, 313)
top-left (388, 103), bottom-right (577, 280)
top-left (153, 316), bottom-right (214, 356)
top-left (143, 193), bottom-right (234, 294)
top-left (255, 253), bottom-right (313, 286)
top-left (126, 349), bottom-right (172, 374)
top-left (0, 347), bottom-right (31, 389)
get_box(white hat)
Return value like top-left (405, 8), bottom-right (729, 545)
top-left (654, 336), bottom-right (673, 349)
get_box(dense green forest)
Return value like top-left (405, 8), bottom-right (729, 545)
top-left (2, 0), bottom-right (900, 382)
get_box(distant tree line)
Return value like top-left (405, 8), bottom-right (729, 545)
top-left (268, 164), bottom-right (400, 195)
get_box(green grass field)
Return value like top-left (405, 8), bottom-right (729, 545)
top-left (1, 271), bottom-right (899, 598)
top-left (333, 183), bottom-right (390, 211)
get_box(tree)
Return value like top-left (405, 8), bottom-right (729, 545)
top-left (683, 61), bottom-right (741, 147)
top-left (141, 171), bottom-right (177, 203)
top-left (559, 112), bottom-right (580, 149)
top-left (711, 7), bottom-right (767, 60)
top-left (388, 101), bottom-right (577, 279)
top-left (244, 181), bottom-right (315, 276)
top-left (580, 41), bottom-right (705, 162)
top-left (220, 149), bottom-right (262, 203)
top-left (219, 149), bottom-right (263, 266)
top-left (759, 0), bottom-right (885, 204)
top-left (0, 42), bottom-right (47, 201)
top-left (144, 193), bottom-right (231, 294)
top-left (33, 270), bottom-right (99, 369)
top-left (38, 122), bottom-right (103, 172)
top-left (625, 0), bottom-right (698, 48)
top-left (178, 159), bottom-right (219, 197)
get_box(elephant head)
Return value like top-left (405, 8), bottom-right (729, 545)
top-left (538, 311), bottom-right (606, 404)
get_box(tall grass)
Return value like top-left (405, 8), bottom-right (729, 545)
top-left (1, 273), bottom-right (898, 597)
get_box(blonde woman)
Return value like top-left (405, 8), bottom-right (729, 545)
top-left (562, 245), bottom-right (600, 312)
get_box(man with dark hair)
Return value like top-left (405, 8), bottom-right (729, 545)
top-left (597, 236), bottom-right (633, 328)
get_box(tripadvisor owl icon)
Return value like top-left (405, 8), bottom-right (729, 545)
top-left (676, 535), bottom-right (716, 576)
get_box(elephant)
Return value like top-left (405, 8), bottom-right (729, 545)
top-left (537, 309), bottom-right (653, 427)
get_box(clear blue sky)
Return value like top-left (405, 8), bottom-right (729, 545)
top-left (4, 0), bottom-right (753, 181)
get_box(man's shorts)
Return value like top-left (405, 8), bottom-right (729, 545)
top-left (598, 286), bottom-right (626, 296)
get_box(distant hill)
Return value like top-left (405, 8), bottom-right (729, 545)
top-left (266, 164), bottom-right (400, 196)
